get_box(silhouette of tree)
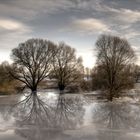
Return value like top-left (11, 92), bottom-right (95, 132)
top-left (10, 39), bottom-right (56, 94)
top-left (94, 34), bottom-right (135, 101)
top-left (51, 42), bottom-right (84, 93)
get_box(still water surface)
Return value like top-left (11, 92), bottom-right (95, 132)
top-left (0, 90), bottom-right (140, 140)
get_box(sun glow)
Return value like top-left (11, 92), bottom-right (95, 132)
top-left (77, 52), bottom-right (96, 69)
top-left (0, 51), bottom-right (11, 63)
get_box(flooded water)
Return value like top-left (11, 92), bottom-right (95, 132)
top-left (0, 90), bottom-right (140, 140)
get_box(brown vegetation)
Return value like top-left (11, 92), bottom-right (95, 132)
top-left (0, 62), bottom-right (21, 94)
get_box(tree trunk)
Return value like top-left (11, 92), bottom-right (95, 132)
top-left (58, 84), bottom-right (65, 94)
top-left (31, 86), bottom-right (37, 95)
top-left (108, 89), bottom-right (114, 101)
top-left (108, 94), bottom-right (113, 101)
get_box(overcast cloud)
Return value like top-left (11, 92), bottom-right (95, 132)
top-left (0, 0), bottom-right (140, 67)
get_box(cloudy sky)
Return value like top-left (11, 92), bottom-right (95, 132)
top-left (0, 0), bottom-right (140, 68)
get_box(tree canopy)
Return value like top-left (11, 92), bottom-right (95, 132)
top-left (94, 34), bottom-right (135, 100)
top-left (11, 39), bottom-right (56, 93)
top-left (51, 42), bottom-right (84, 92)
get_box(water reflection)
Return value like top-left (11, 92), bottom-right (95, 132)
top-left (9, 92), bottom-right (85, 139)
top-left (10, 93), bottom-right (52, 127)
top-left (54, 95), bottom-right (84, 129)
top-left (93, 102), bottom-right (139, 129)
top-left (63, 102), bottom-right (140, 140)
top-left (92, 102), bottom-right (140, 140)
top-left (1, 92), bottom-right (140, 140)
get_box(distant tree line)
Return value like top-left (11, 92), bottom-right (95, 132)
top-left (0, 34), bottom-right (139, 101)
top-left (0, 61), bottom-right (21, 94)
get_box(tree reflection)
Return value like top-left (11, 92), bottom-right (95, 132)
top-left (93, 103), bottom-right (138, 129)
top-left (10, 92), bottom-right (53, 127)
top-left (11, 93), bottom-right (85, 140)
top-left (93, 102), bottom-right (140, 140)
top-left (53, 95), bottom-right (84, 129)
top-left (70, 102), bottom-right (140, 140)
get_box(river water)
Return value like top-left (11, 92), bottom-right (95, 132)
top-left (0, 90), bottom-right (140, 140)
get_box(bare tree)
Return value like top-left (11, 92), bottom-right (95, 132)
top-left (94, 34), bottom-right (135, 101)
top-left (50, 42), bottom-right (84, 93)
top-left (10, 39), bottom-right (56, 94)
